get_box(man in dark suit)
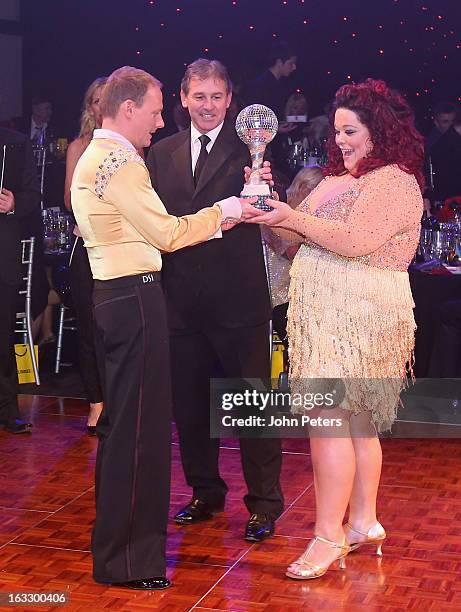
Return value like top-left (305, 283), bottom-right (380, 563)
top-left (147, 59), bottom-right (284, 541)
top-left (14, 94), bottom-right (55, 143)
top-left (424, 101), bottom-right (461, 210)
top-left (0, 128), bottom-right (41, 434)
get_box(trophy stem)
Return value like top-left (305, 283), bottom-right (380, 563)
top-left (249, 143), bottom-right (266, 184)
top-left (250, 144), bottom-right (265, 167)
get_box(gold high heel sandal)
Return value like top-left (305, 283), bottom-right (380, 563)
top-left (345, 522), bottom-right (386, 556)
top-left (286, 535), bottom-right (350, 580)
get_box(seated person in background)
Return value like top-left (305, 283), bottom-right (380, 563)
top-left (284, 92), bottom-right (308, 123)
top-left (307, 103), bottom-right (331, 144)
top-left (272, 92), bottom-right (310, 175)
top-left (64, 77), bottom-right (107, 433)
top-left (262, 166), bottom-right (324, 344)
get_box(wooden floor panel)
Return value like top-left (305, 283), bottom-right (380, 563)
top-left (0, 544), bottom-right (229, 611)
top-left (0, 395), bottom-right (459, 611)
top-left (0, 507), bottom-right (51, 547)
top-left (197, 545), bottom-right (460, 611)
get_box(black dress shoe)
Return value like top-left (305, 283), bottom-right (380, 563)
top-left (174, 498), bottom-right (224, 525)
top-left (0, 419), bottom-right (32, 434)
top-left (113, 577), bottom-right (170, 590)
top-left (244, 513), bottom-right (275, 542)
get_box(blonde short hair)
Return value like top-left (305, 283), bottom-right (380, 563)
top-left (100, 66), bottom-right (162, 119)
top-left (287, 166), bottom-right (324, 208)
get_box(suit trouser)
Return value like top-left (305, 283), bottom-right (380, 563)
top-left (428, 299), bottom-right (461, 378)
top-left (272, 302), bottom-right (289, 346)
top-left (69, 237), bottom-right (103, 404)
top-left (170, 321), bottom-right (284, 520)
top-left (0, 280), bottom-right (20, 423)
top-left (92, 273), bottom-right (171, 583)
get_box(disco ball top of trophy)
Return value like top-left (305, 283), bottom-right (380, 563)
top-left (235, 104), bottom-right (278, 146)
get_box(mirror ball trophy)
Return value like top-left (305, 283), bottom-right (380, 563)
top-left (235, 104), bottom-right (278, 211)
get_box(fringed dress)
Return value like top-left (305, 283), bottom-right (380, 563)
top-left (286, 164), bottom-right (423, 431)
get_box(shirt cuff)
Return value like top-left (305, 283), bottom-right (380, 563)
top-left (215, 196), bottom-right (242, 222)
top-left (209, 227), bottom-right (223, 240)
top-left (208, 196), bottom-right (241, 240)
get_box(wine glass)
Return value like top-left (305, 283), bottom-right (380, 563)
top-left (418, 228), bottom-right (432, 261)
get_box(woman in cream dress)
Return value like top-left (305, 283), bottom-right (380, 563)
top-left (246, 79), bottom-right (424, 580)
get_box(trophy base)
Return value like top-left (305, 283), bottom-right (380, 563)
top-left (240, 184), bottom-right (273, 212)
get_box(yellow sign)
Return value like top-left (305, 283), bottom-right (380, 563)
top-left (15, 344), bottom-right (39, 384)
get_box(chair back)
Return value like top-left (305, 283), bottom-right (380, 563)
top-left (32, 145), bottom-right (46, 210)
top-left (18, 237), bottom-right (35, 308)
top-left (15, 237), bottom-right (40, 384)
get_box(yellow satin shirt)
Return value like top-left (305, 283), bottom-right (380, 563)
top-left (71, 137), bottom-right (223, 280)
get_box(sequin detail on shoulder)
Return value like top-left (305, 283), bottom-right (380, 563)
top-left (95, 147), bottom-right (144, 199)
top-left (313, 185), bottom-right (360, 222)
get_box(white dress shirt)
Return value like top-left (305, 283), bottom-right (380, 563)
top-left (30, 119), bottom-right (47, 141)
top-left (190, 121), bottom-right (224, 174)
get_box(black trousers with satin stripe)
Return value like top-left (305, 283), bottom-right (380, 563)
top-left (69, 237), bottom-right (103, 404)
top-left (91, 274), bottom-right (172, 583)
top-left (170, 321), bottom-right (284, 520)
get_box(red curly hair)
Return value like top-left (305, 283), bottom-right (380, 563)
top-left (325, 79), bottom-right (425, 191)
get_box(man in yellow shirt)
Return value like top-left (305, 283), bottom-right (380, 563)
top-left (71, 66), bottom-right (258, 590)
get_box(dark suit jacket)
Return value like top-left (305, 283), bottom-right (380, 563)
top-left (243, 70), bottom-right (288, 121)
top-left (147, 120), bottom-right (272, 330)
top-left (0, 128), bottom-right (41, 286)
top-left (426, 128), bottom-right (461, 201)
top-left (12, 116), bottom-right (59, 143)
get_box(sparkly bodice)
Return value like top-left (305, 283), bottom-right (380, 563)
top-left (292, 164), bottom-right (423, 271)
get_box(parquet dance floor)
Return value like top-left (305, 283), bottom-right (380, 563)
top-left (1, 395), bottom-right (461, 611)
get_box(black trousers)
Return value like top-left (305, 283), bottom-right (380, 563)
top-left (0, 280), bottom-right (20, 423)
top-left (170, 321), bottom-right (284, 520)
top-left (428, 299), bottom-right (461, 378)
top-left (70, 237), bottom-right (103, 404)
top-left (272, 303), bottom-right (288, 345)
top-left (92, 273), bottom-right (172, 583)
